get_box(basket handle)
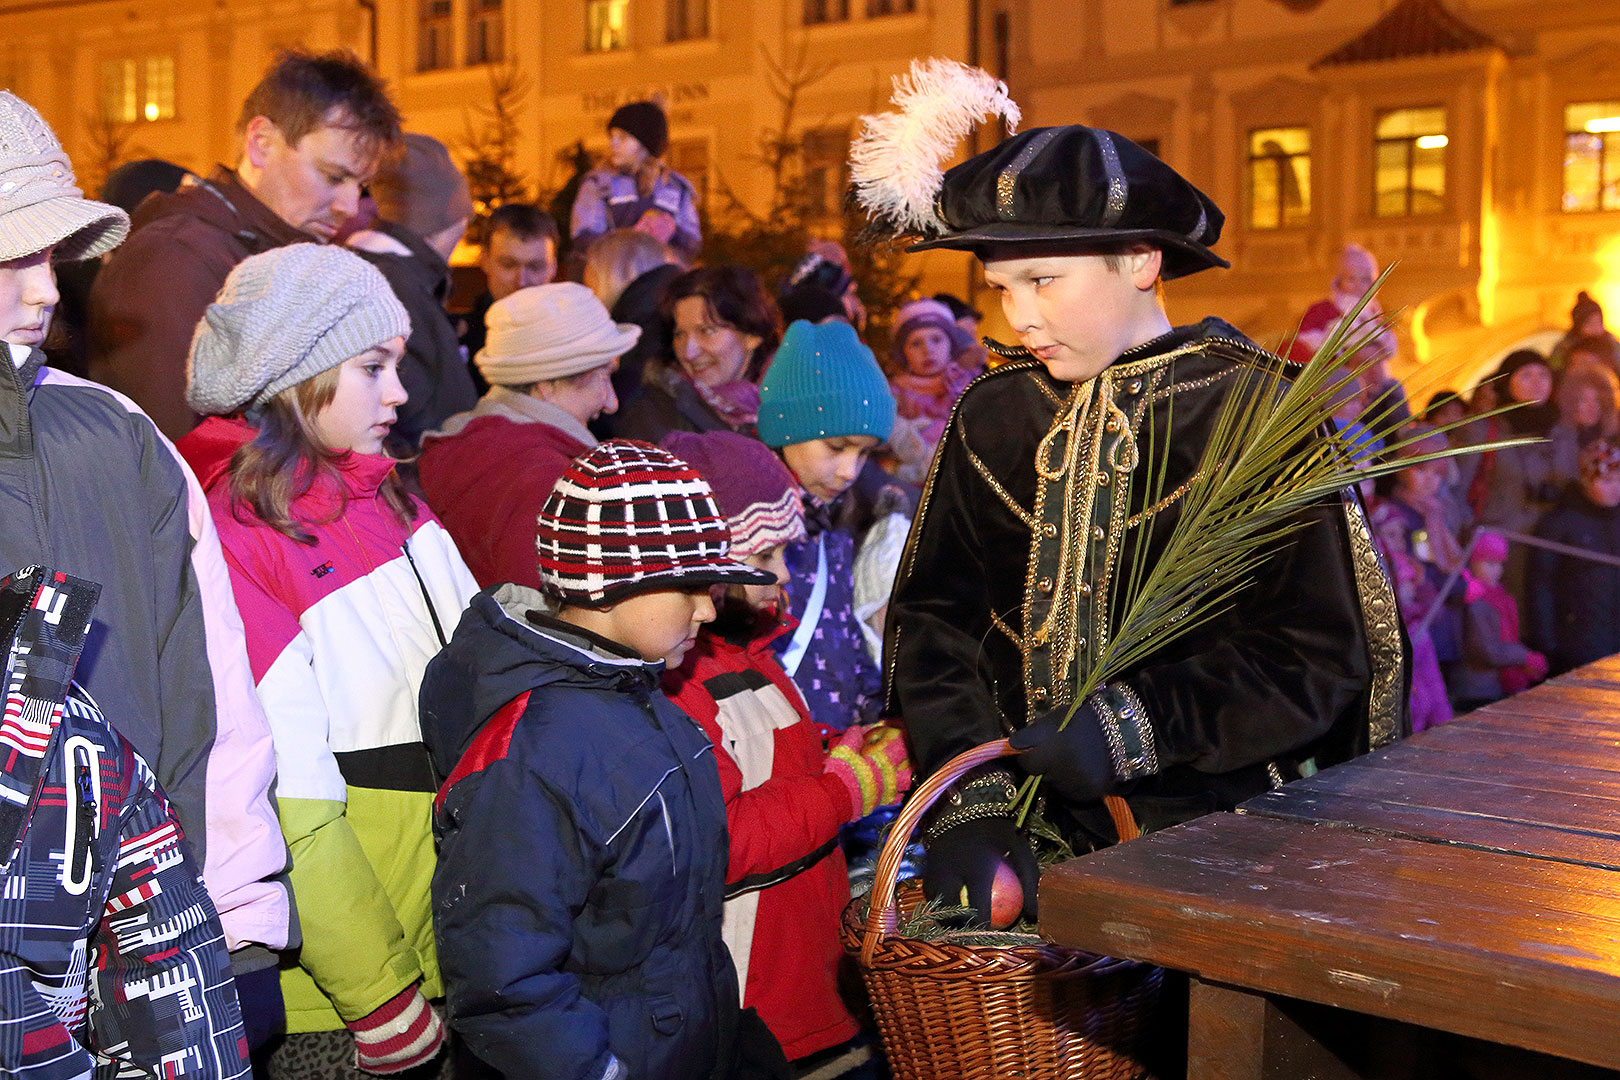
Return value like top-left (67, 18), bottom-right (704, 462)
top-left (860, 740), bottom-right (1139, 965)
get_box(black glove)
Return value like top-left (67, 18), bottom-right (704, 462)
top-left (922, 814), bottom-right (1040, 925)
top-left (1008, 703), bottom-right (1117, 802)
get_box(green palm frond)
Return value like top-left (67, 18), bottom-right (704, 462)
top-left (1014, 268), bottom-right (1532, 824)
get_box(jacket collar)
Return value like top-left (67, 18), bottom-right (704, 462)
top-left (427, 386), bottom-right (598, 446)
top-left (181, 415), bottom-right (398, 504)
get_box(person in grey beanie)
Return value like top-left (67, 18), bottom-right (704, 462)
top-left (176, 243), bottom-right (479, 1080)
top-left (0, 89), bottom-right (291, 1061)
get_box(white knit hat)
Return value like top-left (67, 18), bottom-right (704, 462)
top-left (0, 92), bottom-right (128, 262)
top-left (476, 282), bottom-right (640, 387)
top-left (186, 244), bottom-right (411, 417)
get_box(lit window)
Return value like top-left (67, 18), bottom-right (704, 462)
top-left (865, 0), bottom-right (915, 15)
top-left (1563, 101), bottom-right (1620, 213)
top-left (1374, 106), bottom-right (1447, 217)
top-left (587, 0), bottom-right (630, 51)
top-left (100, 55), bottom-right (175, 123)
top-left (1247, 126), bottom-right (1311, 229)
top-left (467, 0), bottom-right (505, 65)
top-left (667, 139), bottom-right (710, 208)
top-left (418, 0), bottom-right (454, 71)
top-left (665, 0), bottom-right (707, 40)
top-left (803, 0), bottom-right (850, 25)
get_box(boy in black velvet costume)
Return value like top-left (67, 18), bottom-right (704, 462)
top-left (859, 83), bottom-right (1409, 926)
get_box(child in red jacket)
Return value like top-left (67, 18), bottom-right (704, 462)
top-left (660, 430), bottom-right (911, 1067)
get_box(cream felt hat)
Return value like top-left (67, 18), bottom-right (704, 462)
top-left (475, 282), bottom-right (640, 386)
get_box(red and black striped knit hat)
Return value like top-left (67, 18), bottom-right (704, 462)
top-left (536, 439), bottom-right (776, 607)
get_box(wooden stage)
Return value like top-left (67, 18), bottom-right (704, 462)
top-left (1039, 656), bottom-right (1620, 1079)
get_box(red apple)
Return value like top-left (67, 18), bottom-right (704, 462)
top-left (988, 859), bottom-right (1025, 929)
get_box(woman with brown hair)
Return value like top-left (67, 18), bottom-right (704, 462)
top-left (614, 263), bottom-right (782, 442)
top-left (176, 243), bottom-right (478, 1080)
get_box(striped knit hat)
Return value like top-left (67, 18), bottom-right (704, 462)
top-left (536, 440), bottom-right (775, 607)
top-left (661, 430), bottom-right (806, 559)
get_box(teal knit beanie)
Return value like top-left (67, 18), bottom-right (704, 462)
top-left (758, 319), bottom-right (897, 448)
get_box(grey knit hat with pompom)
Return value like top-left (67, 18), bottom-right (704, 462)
top-left (186, 244), bottom-right (411, 417)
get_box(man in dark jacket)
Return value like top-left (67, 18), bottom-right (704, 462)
top-left (852, 86), bottom-right (1405, 924)
top-left (88, 49), bottom-right (402, 438)
top-left (350, 133), bottom-right (478, 447)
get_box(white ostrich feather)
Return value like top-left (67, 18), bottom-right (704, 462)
top-left (850, 59), bottom-right (1020, 235)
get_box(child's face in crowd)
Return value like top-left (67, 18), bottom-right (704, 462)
top-left (737, 544), bottom-right (790, 613)
top-left (1471, 558), bottom-right (1504, 589)
top-left (1508, 363), bottom-right (1553, 405)
top-left (1576, 386), bottom-right (1604, 428)
top-left (982, 250), bottom-right (1160, 383)
top-left (1584, 472), bottom-right (1620, 508)
top-left (0, 247), bottom-right (57, 349)
top-left (903, 326), bottom-right (953, 377)
top-left (1430, 401), bottom-right (1466, 429)
top-left (673, 297), bottom-right (760, 389)
top-left (539, 360), bottom-right (619, 426)
top-left (1399, 459), bottom-right (1445, 501)
top-left (608, 129), bottom-right (650, 172)
top-left (782, 435), bottom-right (879, 503)
top-left (309, 338), bottom-right (408, 455)
top-left (608, 587), bottom-right (716, 667)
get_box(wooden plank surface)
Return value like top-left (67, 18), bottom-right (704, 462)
top-left (1038, 812), bottom-right (1620, 1070)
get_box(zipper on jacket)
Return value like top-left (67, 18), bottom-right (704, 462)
top-left (62, 737), bottom-right (100, 895)
top-left (402, 538), bottom-right (448, 648)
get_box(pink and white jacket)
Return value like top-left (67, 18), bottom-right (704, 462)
top-left (179, 416), bottom-right (479, 1033)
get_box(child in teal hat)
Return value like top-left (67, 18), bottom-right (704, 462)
top-left (758, 319), bottom-right (897, 736)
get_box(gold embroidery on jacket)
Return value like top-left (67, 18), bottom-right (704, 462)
top-left (1341, 495), bottom-right (1404, 748)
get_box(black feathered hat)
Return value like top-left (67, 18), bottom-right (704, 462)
top-left (911, 125), bottom-right (1228, 279)
top-left (849, 60), bottom-right (1227, 280)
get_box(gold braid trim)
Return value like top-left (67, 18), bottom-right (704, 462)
top-left (1340, 495), bottom-right (1404, 748)
top-left (964, 440), bottom-right (1038, 529)
top-left (989, 608), bottom-right (1022, 648)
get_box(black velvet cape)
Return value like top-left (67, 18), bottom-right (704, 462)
top-left (885, 318), bottom-right (1411, 843)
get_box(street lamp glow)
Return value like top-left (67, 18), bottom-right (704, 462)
top-left (1586, 117), bottom-right (1620, 133)
top-left (143, 101), bottom-right (158, 121)
top-left (1416, 134), bottom-right (1448, 150)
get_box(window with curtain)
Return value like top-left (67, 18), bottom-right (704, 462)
top-left (803, 0), bottom-right (850, 25)
top-left (100, 55), bottom-right (175, 123)
top-left (1247, 126), bottom-right (1311, 229)
top-left (417, 0), bottom-right (454, 71)
top-left (665, 0), bottom-right (708, 40)
top-left (586, 0), bottom-right (631, 51)
top-left (467, 0), bottom-right (505, 65)
top-left (1374, 106), bottom-right (1447, 217)
top-left (1563, 100), bottom-right (1620, 213)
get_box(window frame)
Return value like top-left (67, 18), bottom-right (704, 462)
top-left (1562, 100), bottom-right (1620, 215)
top-left (465, 0), bottom-right (505, 66)
top-left (1371, 104), bottom-right (1449, 219)
top-left (664, 0), bottom-right (709, 42)
top-left (416, 0), bottom-right (455, 72)
top-left (585, 0), bottom-right (632, 52)
top-left (1245, 124), bottom-right (1312, 231)
top-left (99, 54), bottom-right (176, 124)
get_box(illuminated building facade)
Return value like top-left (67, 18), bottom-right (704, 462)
top-left (1, 0), bottom-right (1617, 376)
top-left (1015, 0), bottom-right (1620, 381)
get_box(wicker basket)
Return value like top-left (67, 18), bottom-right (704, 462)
top-left (841, 739), bottom-right (1161, 1080)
